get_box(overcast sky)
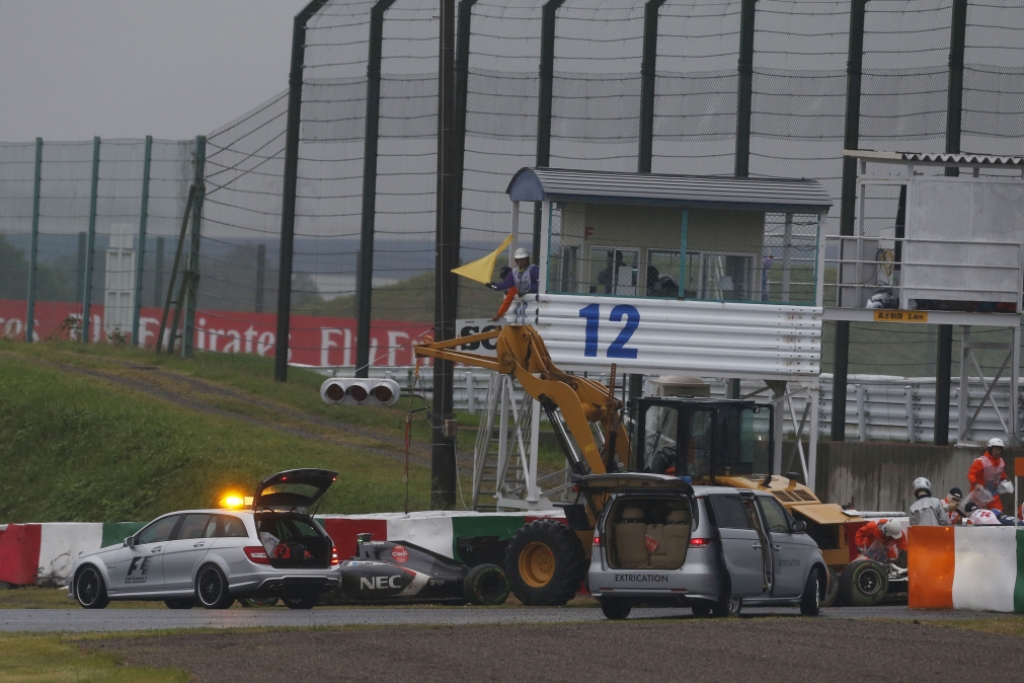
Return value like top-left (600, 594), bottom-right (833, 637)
top-left (0, 0), bottom-right (309, 142)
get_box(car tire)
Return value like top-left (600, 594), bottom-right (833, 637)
top-left (164, 598), bottom-right (196, 610)
top-left (691, 603), bottom-right (713, 618)
top-left (283, 595), bottom-right (319, 610)
top-left (463, 564), bottom-right (511, 606)
top-left (599, 598), bottom-right (631, 620)
top-left (800, 568), bottom-right (822, 616)
top-left (711, 596), bottom-right (742, 618)
top-left (195, 564), bottom-right (234, 610)
top-left (821, 569), bottom-right (841, 608)
top-left (504, 520), bottom-right (586, 606)
top-left (74, 566), bottom-right (109, 610)
top-left (839, 559), bottom-right (888, 607)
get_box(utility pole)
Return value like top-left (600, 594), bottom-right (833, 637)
top-left (433, 0), bottom-right (459, 509)
top-left (275, 0), bottom-right (329, 382)
top-left (532, 0), bottom-right (567, 262)
top-left (638, 0), bottom-right (666, 174)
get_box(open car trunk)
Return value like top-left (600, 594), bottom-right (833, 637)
top-left (256, 513), bottom-right (332, 569)
top-left (604, 496), bottom-right (694, 570)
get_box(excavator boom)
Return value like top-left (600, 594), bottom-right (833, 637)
top-left (414, 325), bottom-right (629, 479)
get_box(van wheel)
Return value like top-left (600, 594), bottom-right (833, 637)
top-left (800, 569), bottom-right (822, 616)
top-left (839, 560), bottom-right (888, 607)
top-left (283, 595), bottom-right (318, 610)
top-left (164, 598), bottom-right (195, 610)
top-left (505, 521), bottom-right (586, 606)
top-left (599, 598), bottom-right (631, 620)
top-left (821, 569), bottom-right (841, 608)
top-left (691, 603), bottom-right (712, 617)
top-left (711, 596), bottom-right (742, 617)
top-left (75, 566), bottom-right (109, 609)
top-left (196, 565), bottom-right (234, 609)
top-left (464, 564), bottom-right (510, 606)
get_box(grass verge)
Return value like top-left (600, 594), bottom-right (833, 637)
top-left (0, 633), bottom-right (187, 683)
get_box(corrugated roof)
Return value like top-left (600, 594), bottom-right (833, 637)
top-left (506, 167), bottom-right (833, 213)
top-left (845, 149), bottom-right (1024, 167)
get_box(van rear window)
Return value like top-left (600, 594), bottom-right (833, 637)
top-left (708, 495), bottom-right (751, 530)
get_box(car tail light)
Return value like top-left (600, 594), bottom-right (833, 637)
top-left (244, 546), bottom-right (270, 564)
top-left (331, 545), bottom-right (340, 566)
top-left (592, 535), bottom-right (601, 547)
top-left (688, 538), bottom-right (710, 548)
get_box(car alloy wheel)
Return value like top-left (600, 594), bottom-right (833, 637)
top-left (75, 567), bottom-right (109, 609)
top-left (196, 565), bottom-right (234, 609)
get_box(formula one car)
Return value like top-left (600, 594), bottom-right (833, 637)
top-left (337, 534), bottom-right (510, 605)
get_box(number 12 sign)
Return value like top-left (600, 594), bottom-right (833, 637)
top-left (578, 303), bottom-right (640, 359)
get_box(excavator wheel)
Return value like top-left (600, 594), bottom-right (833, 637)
top-left (505, 520), bottom-right (586, 606)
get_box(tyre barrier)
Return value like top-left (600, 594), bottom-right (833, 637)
top-left (0, 512), bottom-right (564, 586)
top-left (908, 526), bottom-right (1024, 612)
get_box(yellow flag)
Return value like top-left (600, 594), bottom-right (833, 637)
top-left (451, 234), bottom-right (514, 284)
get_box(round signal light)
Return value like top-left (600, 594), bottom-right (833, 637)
top-left (371, 385), bottom-right (394, 403)
top-left (324, 383), bottom-right (345, 402)
top-left (348, 384), bottom-right (369, 402)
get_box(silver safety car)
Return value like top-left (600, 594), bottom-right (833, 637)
top-left (68, 469), bottom-right (341, 610)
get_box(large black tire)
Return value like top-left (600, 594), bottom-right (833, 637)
top-left (599, 598), bottom-right (632, 620)
top-left (74, 566), bottom-right (109, 609)
top-left (821, 569), bottom-right (841, 608)
top-left (505, 520), bottom-right (586, 606)
top-left (839, 559), bottom-right (888, 607)
top-left (195, 564), bottom-right (235, 610)
top-left (463, 564), bottom-right (510, 606)
top-left (283, 595), bottom-right (318, 610)
top-left (164, 598), bottom-right (196, 610)
top-left (800, 568), bottom-right (823, 616)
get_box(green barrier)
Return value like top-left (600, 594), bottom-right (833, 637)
top-left (100, 522), bottom-right (146, 549)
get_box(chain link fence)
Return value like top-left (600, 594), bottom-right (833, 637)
top-left (1, 0), bottom-right (1024, 381)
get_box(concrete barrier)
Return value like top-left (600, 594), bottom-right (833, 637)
top-left (0, 513), bottom-right (563, 586)
top-left (909, 526), bottom-right (1024, 612)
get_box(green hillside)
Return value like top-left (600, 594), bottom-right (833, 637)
top-left (0, 340), bottom-right (466, 523)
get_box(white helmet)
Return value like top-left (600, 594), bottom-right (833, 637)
top-left (987, 437), bottom-right (1005, 449)
top-left (513, 248), bottom-right (530, 260)
top-left (997, 480), bottom-right (1015, 495)
top-left (883, 519), bottom-right (903, 539)
top-left (912, 476), bottom-right (932, 498)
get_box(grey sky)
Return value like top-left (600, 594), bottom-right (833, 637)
top-left (0, 0), bottom-right (308, 142)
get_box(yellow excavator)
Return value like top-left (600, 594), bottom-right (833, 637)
top-left (415, 324), bottom-right (861, 606)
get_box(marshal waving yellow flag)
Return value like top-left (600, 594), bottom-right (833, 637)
top-left (451, 234), bottom-right (514, 284)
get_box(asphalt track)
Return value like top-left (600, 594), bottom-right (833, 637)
top-left (0, 604), bottom-right (1001, 633)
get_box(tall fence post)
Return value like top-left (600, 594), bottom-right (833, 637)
top-left (452, 0), bottom-right (478, 322)
top-left (275, 0), bottom-right (330, 382)
top-left (25, 137), bottom-right (42, 343)
top-left (734, 0), bottom-right (757, 178)
top-left (182, 135), bottom-right (206, 358)
top-left (356, 0), bottom-right (398, 379)
top-left (81, 136), bottom-right (101, 344)
top-left (638, 0), bottom-right (666, 173)
top-left (132, 135), bottom-right (152, 347)
top-left (154, 236), bottom-right (165, 307)
top-left (832, 0), bottom-right (870, 442)
top-left (935, 0), bottom-right (967, 445)
top-left (532, 0), bottom-right (567, 262)
top-left (255, 243), bottom-right (266, 314)
top-left (433, 0), bottom-right (460, 509)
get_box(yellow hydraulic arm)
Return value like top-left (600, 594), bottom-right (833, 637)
top-left (414, 324), bottom-right (629, 476)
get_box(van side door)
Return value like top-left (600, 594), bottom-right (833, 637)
top-left (707, 494), bottom-right (768, 599)
top-left (756, 495), bottom-right (804, 598)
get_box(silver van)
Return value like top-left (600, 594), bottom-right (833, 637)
top-left (583, 474), bottom-right (828, 619)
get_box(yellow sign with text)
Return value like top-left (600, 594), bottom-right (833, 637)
top-left (873, 310), bottom-right (928, 323)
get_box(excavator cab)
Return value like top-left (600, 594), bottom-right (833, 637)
top-left (630, 397), bottom-right (774, 484)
